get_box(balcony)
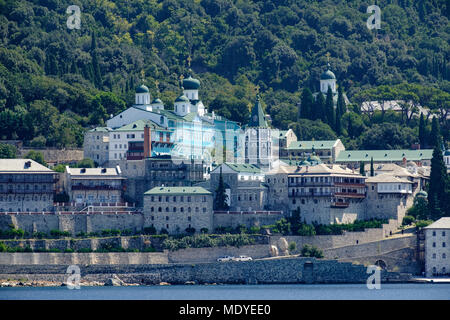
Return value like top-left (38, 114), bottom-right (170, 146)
top-left (334, 192), bottom-right (366, 198)
top-left (334, 182), bottom-right (366, 188)
top-left (71, 185), bottom-right (122, 191)
top-left (289, 192), bottom-right (332, 197)
top-left (0, 189), bottom-right (55, 194)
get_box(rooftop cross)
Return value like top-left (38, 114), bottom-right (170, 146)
top-left (155, 80), bottom-right (159, 93)
top-left (187, 55), bottom-right (192, 68)
top-left (325, 52), bottom-right (331, 68)
top-left (140, 70), bottom-right (145, 83)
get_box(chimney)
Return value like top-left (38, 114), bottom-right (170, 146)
top-left (144, 124), bottom-right (152, 159)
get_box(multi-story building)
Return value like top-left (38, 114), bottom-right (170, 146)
top-left (143, 186), bottom-right (213, 234)
top-left (287, 164), bottom-right (367, 224)
top-left (365, 174), bottom-right (414, 223)
top-left (0, 159), bottom-right (57, 212)
top-left (424, 218), bottom-right (450, 277)
top-left (100, 73), bottom-right (241, 164)
top-left (83, 127), bottom-right (112, 166)
top-left (273, 129), bottom-right (297, 159)
top-left (281, 139), bottom-right (345, 163)
top-left (336, 149), bottom-right (433, 168)
top-left (109, 155), bottom-right (205, 206)
top-left (210, 163), bottom-right (267, 211)
top-left (265, 165), bottom-right (292, 214)
top-left (63, 166), bottom-right (125, 205)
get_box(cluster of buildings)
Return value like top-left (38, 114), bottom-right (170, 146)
top-left (0, 68), bottom-right (435, 233)
top-left (1, 63), bottom-right (449, 277)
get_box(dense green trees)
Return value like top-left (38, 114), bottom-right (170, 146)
top-left (0, 0), bottom-right (448, 150)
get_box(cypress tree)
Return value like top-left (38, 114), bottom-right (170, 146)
top-left (419, 113), bottom-right (426, 148)
top-left (359, 161), bottom-right (365, 176)
top-left (428, 145), bottom-right (448, 219)
top-left (300, 88), bottom-right (314, 120)
top-left (91, 31), bottom-right (102, 88)
top-left (370, 157), bottom-right (374, 177)
top-left (429, 117), bottom-right (441, 149)
top-left (335, 85), bottom-right (345, 135)
top-left (314, 92), bottom-right (325, 122)
top-left (325, 86), bottom-right (334, 129)
top-left (214, 167), bottom-right (229, 210)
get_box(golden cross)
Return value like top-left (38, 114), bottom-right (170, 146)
top-left (326, 52), bottom-right (330, 63)
top-left (140, 70), bottom-right (145, 83)
top-left (254, 85), bottom-right (260, 94)
top-left (187, 55), bottom-right (192, 68)
top-left (179, 74), bottom-right (184, 81)
top-left (155, 80), bottom-right (159, 92)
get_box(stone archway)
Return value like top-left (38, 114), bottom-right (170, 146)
top-left (375, 259), bottom-right (387, 270)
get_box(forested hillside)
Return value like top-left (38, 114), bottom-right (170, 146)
top-left (0, 0), bottom-right (449, 149)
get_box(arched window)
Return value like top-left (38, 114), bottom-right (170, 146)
top-left (160, 116), bottom-right (164, 124)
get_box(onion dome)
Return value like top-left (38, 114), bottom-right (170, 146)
top-left (136, 84), bottom-right (149, 93)
top-left (320, 69), bottom-right (336, 80)
top-left (182, 75), bottom-right (200, 90)
top-left (175, 94), bottom-right (190, 103)
top-left (416, 190), bottom-right (428, 198)
top-left (152, 98), bottom-right (163, 104)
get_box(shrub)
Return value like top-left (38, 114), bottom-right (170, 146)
top-left (0, 242), bottom-right (7, 252)
top-left (32, 232), bottom-right (47, 239)
top-left (77, 248), bottom-right (93, 253)
top-left (288, 242), bottom-right (297, 253)
top-left (249, 226), bottom-right (261, 234)
top-left (301, 244), bottom-right (324, 258)
top-left (142, 246), bottom-right (156, 252)
top-left (64, 248), bottom-right (74, 253)
top-left (160, 228), bottom-right (169, 235)
top-left (402, 215), bottom-right (415, 226)
top-left (415, 220), bottom-right (434, 228)
top-left (200, 228), bottom-right (209, 234)
top-left (296, 224), bottom-right (316, 236)
top-left (185, 227), bottom-right (196, 235)
top-left (50, 230), bottom-right (70, 238)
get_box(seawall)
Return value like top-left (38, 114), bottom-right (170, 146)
top-left (0, 257), bottom-right (412, 285)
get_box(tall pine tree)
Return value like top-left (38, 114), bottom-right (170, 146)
top-left (325, 86), bottom-right (334, 129)
top-left (335, 85), bottom-right (345, 135)
top-left (418, 113), bottom-right (426, 148)
top-left (314, 92), bottom-right (325, 122)
top-left (214, 167), bottom-right (229, 210)
top-left (91, 31), bottom-right (103, 89)
top-left (300, 88), bottom-right (314, 120)
top-left (427, 118), bottom-right (449, 219)
top-left (370, 157), bottom-right (374, 177)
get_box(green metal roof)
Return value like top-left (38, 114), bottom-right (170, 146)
top-left (335, 149), bottom-right (434, 162)
top-left (89, 127), bottom-right (112, 132)
top-left (114, 119), bottom-right (168, 132)
top-left (224, 162), bottom-right (262, 173)
top-left (144, 186), bottom-right (211, 195)
top-left (247, 96), bottom-right (268, 128)
top-left (287, 140), bottom-right (338, 150)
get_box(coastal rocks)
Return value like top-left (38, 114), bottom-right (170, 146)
top-left (104, 274), bottom-right (125, 286)
top-left (184, 281), bottom-right (196, 285)
top-left (159, 282), bottom-right (171, 285)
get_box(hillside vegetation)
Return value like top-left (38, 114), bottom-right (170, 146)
top-left (0, 0), bottom-right (449, 149)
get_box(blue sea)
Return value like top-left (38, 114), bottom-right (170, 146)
top-left (1, 283), bottom-right (449, 300)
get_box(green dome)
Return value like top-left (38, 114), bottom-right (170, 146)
top-left (320, 70), bottom-right (336, 80)
top-left (136, 84), bottom-right (149, 93)
top-left (175, 94), bottom-right (189, 103)
top-left (182, 76), bottom-right (200, 90)
top-left (416, 190), bottom-right (428, 198)
top-left (152, 98), bottom-right (163, 104)
top-left (444, 150), bottom-right (450, 156)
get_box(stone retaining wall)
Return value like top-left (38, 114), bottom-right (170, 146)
top-left (0, 257), bottom-right (412, 284)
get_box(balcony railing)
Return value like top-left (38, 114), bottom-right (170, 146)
top-left (71, 185), bottom-right (122, 191)
top-left (331, 202), bottom-right (350, 208)
top-left (334, 192), bottom-right (366, 198)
